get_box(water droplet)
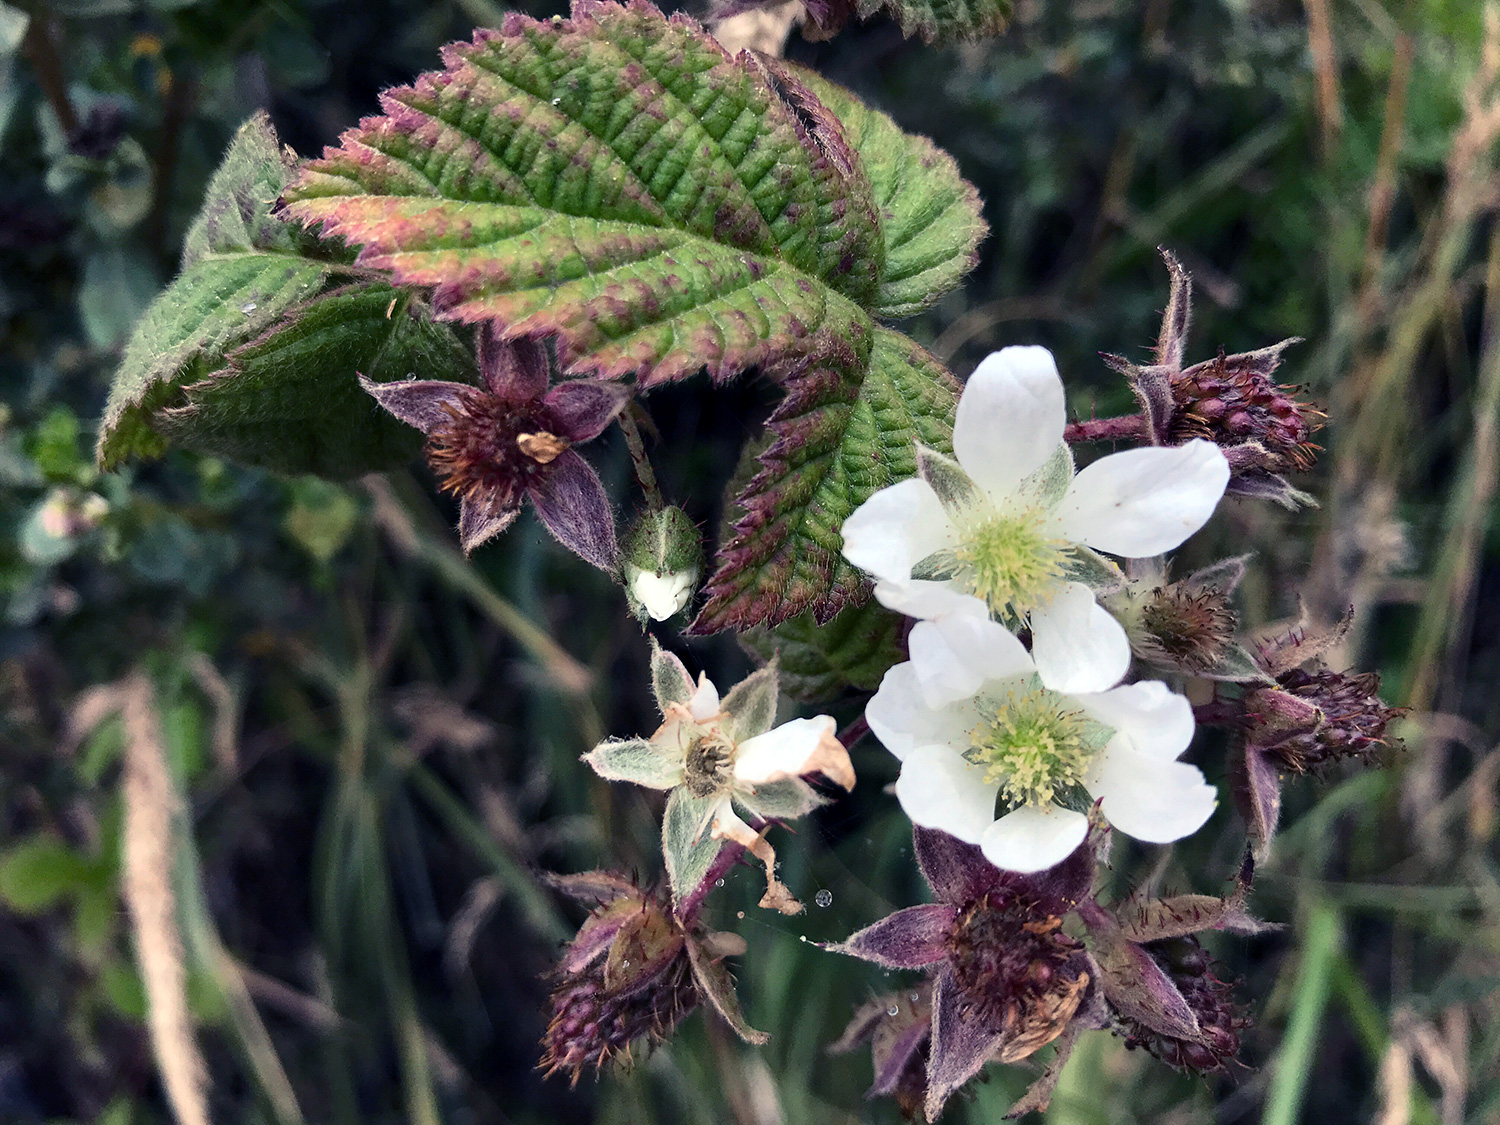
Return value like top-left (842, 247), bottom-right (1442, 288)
top-left (798, 934), bottom-right (807, 942)
top-left (241, 302), bottom-right (257, 314)
top-left (736, 911), bottom-right (744, 920)
top-left (909, 991), bottom-right (920, 1004)
top-left (621, 959), bottom-right (630, 968)
top-left (715, 878), bottom-right (725, 887)
top-left (814, 889), bottom-right (833, 908)
top-left (887, 1004), bottom-right (900, 1017)
top-left (551, 97), bottom-right (562, 106)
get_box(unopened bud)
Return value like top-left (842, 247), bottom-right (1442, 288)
top-left (1169, 346), bottom-right (1322, 475)
top-left (1246, 668), bottom-right (1400, 773)
top-left (1120, 936), bottom-right (1245, 1073)
top-left (621, 506), bottom-right (703, 623)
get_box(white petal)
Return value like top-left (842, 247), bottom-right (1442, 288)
top-left (1073, 681), bottom-right (1195, 760)
top-left (841, 478), bottom-right (957, 582)
top-left (954, 347), bottom-right (1067, 499)
top-left (866, 662), bottom-right (979, 761)
top-left (873, 578), bottom-right (985, 621)
top-left (631, 569), bottom-right (695, 620)
top-left (1028, 582), bottom-right (1131, 694)
top-left (1085, 737), bottom-right (1217, 844)
top-left (978, 804), bottom-right (1089, 873)
top-left (734, 716), bottom-right (837, 785)
top-left (1051, 440), bottom-right (1230, 558)
top-left (908, 613), bottom-right (1036, 708)
top-left (688, 674), bottom-right (720, 722)
top-left (895, 745), bottom-right (1000, 845)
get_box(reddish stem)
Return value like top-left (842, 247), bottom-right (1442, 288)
top-left (1063, 414), bottom-right (1147, 443)
top-left (838, 714), bottom-right (870, 750)
top-left (675, 842), bottom-right (746, 924)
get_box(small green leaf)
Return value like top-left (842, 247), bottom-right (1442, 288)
top-left (650, 639), bottom-right (697, 714)
top-left (662, 788), bottom-right (724, 911)
top-left (694, 326), bottom-right (957, 632)
top-left (280, 2), bottom-right (884, 387)
top-left (789, 66), bottom-right (986, 317)
top-left (740, 598), bottom-right (907, 702)
top-left (0, 837), bottom-right (90, 914)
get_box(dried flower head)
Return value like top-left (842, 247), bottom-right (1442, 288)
top-left (362, 323), bottom-right (627, 566)
top-left (828, 828), bottom-right (1097, 1120)
top-left (1119, 937), bottom-right (1245, 1074)
top-left (540, 872), bottom-right (762, 1081)
top-left (1247, 667), bottom-right (1400, 773)
top-left (1137, 583), bottom-right (1237, 674)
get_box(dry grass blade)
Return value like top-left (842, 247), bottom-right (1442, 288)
top-left (121, 671), bottom-right (210, 1125)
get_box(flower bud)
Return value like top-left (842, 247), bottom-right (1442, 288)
top-left (1168, 347), bottom-right (1322, 476)
top-left (621, 505), bottom-right (703, 622)
top-left (1120, 937), bottom-right (1245, 1073)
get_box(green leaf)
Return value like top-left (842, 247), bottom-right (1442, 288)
top-left (740, 597), bottom-right (907, 702)
top-left (856, 0), bottom-right (1012, 42)
top-left (662, 788), bottom-right (724, 911)
top-left (789, 66), bottom-right (986, 317)
top-left (279, 2), bottom-right (884, 388)
top-left (719, 662), bottom-right (779, 743)
top-left (693, 326), bottom-right (958, 632)
top-left (154, 285), bottom-right (466, 478)
top-left (97, 112), bottom-right (469, 477)
top-left (0, 837), bottom-right (90, 914)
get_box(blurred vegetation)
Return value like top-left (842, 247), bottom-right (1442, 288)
top-left (0, 0), bottom-right (1497, 1122)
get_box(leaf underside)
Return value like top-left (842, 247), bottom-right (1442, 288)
top-left (98, 111), bottom-right (472, 477)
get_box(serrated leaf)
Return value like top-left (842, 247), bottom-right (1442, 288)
top-left (98, 111), bottom-right (466, 477)
top-left (155, 285), bottom-right (468, 478)
top-left (788, 66), bottom-right (986, 317)
top-left (741, 598), bottom-right (907, 702)
top-left (693, 325), bottom-right (957, 632)
top-left (281, 1), bottom-right (884, 387)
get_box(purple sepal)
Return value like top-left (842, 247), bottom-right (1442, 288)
top-left (914, 826), bottom-right (1010, 907)
top-left (1093, 929), bottom-right (1203, 1043)
top-left (871, 1017), bottom-right (931, 1098)
top-left (828, 903), bottom-right (955, 969)
top-left (924, 969), bottom-right (1008, 1122)
top-left (359, 374), bottom-right (468, 434)
top-left (545, 379), bottom-right (631, 443)
top-left (458, 498), bottom-right (518, 555)
top-left (1234, 741), bottom-right (1283, 858)
top-left (478, 323), bottom-right (548, 403)
top-left (528, 449), bottom-right (619, 571)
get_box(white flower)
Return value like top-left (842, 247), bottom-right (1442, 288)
top-left (626, 564), bottom-right (698, 621)
top-left (866, 610), bottom-right (1217, 873)
top-left (841, 346), bottom-right (1230, 694)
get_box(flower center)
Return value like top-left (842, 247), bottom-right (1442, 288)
top-left (953, 510), bottom-right (1068, 615)
top-left (965, 686), bottom-right (1110, 808)
top-left (682, 730), bottom-right (735, 798)
top-left (425, 390), bottom-right (562, 513)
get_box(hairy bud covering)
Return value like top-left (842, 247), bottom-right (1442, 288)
top-left (1248, 668), bottom-right (1400, 773)
top-left (1168, 348), bottom-right (1322, 475)
top-left (1120, 937), bottom-right (1245, 1073)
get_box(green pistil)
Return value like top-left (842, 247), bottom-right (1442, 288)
top-left (954, 510), bottom-right (1068, 615)
top-left (966, 689), bottom-right (1099, 809)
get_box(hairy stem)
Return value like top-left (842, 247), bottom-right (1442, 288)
top-left (676, 843), bottom-right (747, 924)
top-left (1063, 413), bottom-right (1147, 443)
top-left (617, 403), bottom-right (664, 511)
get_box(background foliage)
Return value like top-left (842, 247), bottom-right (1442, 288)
top-left (0, 0), bottom-right (1497, 1122)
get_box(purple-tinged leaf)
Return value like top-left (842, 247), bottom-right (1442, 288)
top-left (924, 969), bottom-right (1008, 1122)
top-left (527, 449), bottom-right (619, 571)
top-left (827, 903), bottom-right (956, 969)
top-left (542, 869), bottom-right (641, 905)
top-left (1090, 925), bottom-right (1204, 1043)
top-left (692, 327), bottom-right (957, 632)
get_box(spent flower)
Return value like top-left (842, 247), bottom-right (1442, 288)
top-left (362, 323), bottom-right (627, 566)
top-left (828, 827), bottom-right (1098, 1121)
top-left (842, 345), bottom-right (1229, 694)
top-left (583, 642), bottom-right (853, 914)
top-left (540, 872), bottom-right (762, 1081)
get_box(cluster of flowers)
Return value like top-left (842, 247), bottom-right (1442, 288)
top-left (364, 257), bottom-right (1400, 1117)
